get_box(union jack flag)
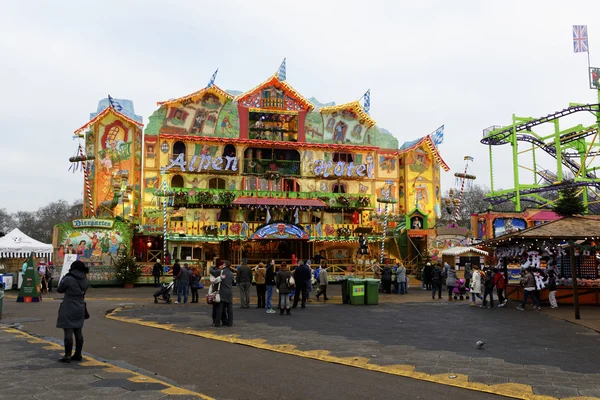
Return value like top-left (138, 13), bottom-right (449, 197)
top-left (573, 25), bottom-right (589, 53)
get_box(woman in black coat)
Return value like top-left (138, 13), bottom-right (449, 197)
top-left (56, 260), bottom-right (89, 363)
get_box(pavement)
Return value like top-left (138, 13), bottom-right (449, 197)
top-left (2, 284), bottom-right (600, 399)
top-left (0, 326), bottom-right (211, 399)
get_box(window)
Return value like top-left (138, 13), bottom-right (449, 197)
top-left (173, 141), bottom-right (186, 156)
top-left (171, 175), bottom-right (184, 188)
top-left (223, 144), bottom-right (236, 158)
top-left (333, 152), bottom-right (353, 163)
top-left (332, 183), bottom-right (347, 194)
top-left (244, 177), bottom-right (270, 191)
top-left (209, 177), bottom-right (226, 190)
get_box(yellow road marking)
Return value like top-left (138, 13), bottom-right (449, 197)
top-left (0, 326), bottom-right (214, 399)
top-left (106, 307), bottom-right (598, 400)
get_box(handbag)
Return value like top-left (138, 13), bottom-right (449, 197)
top-left (84, 304), bottom-right (90, 320)
top-left (287, 275), bottom-right (295, 287)
top-left (74, 277), bottom-right (90, 320)
top-left (206, 282), bottom-right (221, 304)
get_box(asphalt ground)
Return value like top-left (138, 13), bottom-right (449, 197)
top-left (0, 286), bottom-right (512, 400)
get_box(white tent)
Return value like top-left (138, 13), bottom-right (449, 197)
top-left (0, 228), bottom-right (53, 260)
top-left (441, 246), bottom-right (488, 256)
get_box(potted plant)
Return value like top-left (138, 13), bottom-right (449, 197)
top-left (114, 248), bottom-right (142, 288)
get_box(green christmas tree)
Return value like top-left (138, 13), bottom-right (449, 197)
top-left (553, 182), bottom-right (586, 217)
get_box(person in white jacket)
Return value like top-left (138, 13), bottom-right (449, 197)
top-left (469, 265), bottom-right (484, 306)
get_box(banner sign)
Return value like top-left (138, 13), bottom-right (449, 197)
top-left (251, 223), bottom-right (309, 240)
top-left (59, 254), bottom-right (78, 284)
top-left (72, 218), bottom-right (114, 229)
top-left (162, 154), bottom-right (239, 173)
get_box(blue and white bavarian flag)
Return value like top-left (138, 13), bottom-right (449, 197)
top-left (277, 58), bottom-right (286, 81)
top-left (294, 207), bottom-right (299, 224)
top-left (431, 125), bottom-right (444, 146)
top-left (207, 68), bottom-right (218, 88)
top-left (363, 90), bottom-right (370, 114)
top-left (108, 95), bottom-right (122, 112)
top-left (266, 207), bottom-right (272, 224)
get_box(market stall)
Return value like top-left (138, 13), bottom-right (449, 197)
top-left (440, 246), bottom-right (488, 269)
top-left (482, 216), bottom-right (600, 319)
top-left (0, 228), bottom-right (53, 290)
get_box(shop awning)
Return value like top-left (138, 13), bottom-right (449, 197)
top-left (233, 197), bottom-right (326, 207)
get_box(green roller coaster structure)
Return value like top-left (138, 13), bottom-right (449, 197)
top-left (481, 90), bottom-right (600, 213)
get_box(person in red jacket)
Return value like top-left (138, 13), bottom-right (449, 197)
top-left (494, 268), bottom-right (508, 307)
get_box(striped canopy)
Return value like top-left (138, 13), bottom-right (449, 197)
top-left (0, 228), bottom-right (53, 260)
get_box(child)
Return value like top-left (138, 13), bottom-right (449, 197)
top-left (481, 269), bottom-right (495, 308)
top-left (545, 271), bottom-right (558, 309)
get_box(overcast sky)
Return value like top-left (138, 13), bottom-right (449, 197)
top-left (1, 0), bottom-right (599, 212)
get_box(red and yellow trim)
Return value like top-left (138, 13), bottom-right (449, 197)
top-left (74, 107), bottom-right (144, 135)
top-left (398, 136), bottom-right (450, 172)
top-left (320, 101), bottom-right (376, 128)
top-left (157, 85), bottom-right (234, 106)
top-left (234, 75), bottom-right (315, 112)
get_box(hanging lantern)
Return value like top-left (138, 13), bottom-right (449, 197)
top-left (161, 141), bottom-right (170, 153)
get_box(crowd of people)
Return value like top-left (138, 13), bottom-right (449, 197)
top-left (157, 258), bottom-right (331, 327)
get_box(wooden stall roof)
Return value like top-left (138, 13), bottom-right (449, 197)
top-left (481, 215), bottom-right (600, 246)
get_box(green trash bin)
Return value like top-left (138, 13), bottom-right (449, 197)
top-left (364, 279), bottom-right (380, 305)
top-left (348, 279), bottom-right (366, 305)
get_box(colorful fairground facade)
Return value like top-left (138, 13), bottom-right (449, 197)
top-left (54, 67), bottom-right (449, 283)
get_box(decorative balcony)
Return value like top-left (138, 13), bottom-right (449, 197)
top-left (243, 159), bottom-right (301, 176)
top-left (168, 188), bottom-right (374, 209)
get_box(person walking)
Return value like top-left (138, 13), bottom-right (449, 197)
top-left (265, 259), bottom-right (277, 314)
top-left (381, 265), bottom-right (393, 294)
top-left (470, 265), bottom-right (484, 306)
top-left (424, 262), bottom-right (433, 290)
top-left (292, 260), bottom-right (311, 308)
top-left (175, 263), bottom-right (190, 304)
top-left (396, 263), bottom-right (407, 295)
top-left (255, 262), bottom-right (266, 308)
top-left (494, 268), bottom-right (507, 307)
top-left (517, 267), bottom-right (541, 311)
top-left (445, 266), bottom-right (457, 301)
top-left (237, 260), bottom-right (253, 309)
top-left (316, 266), bottom-right (329, 301)
top-left (172, 259), bottom-right (181, 295)
top-left (481, 269), bottom-right (495, 308)
top-left (45, 263), bottom-right (54, 292)
top-left (190, 266), bottom-right (200, 303)
top-left (214, 261), bottom-right (234, 327)
top-left (275, 261), bottom-right (293, 315)
top-left (152, 261), bottom-right (162, 287)
top-left (209, 262), bottom-right (225, 326)
top-left (464, 262), bottom-right (472, 289)
top-left (431, 263), bottom-right (443, 299)
top-left (56, 260), bottom-right (89, 363)
top-left (545, 270), bottom-right (558, 309)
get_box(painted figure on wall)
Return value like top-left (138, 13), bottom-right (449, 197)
top-left (379, 155), bottom-right (397, 173)
top-left (333, 121), bottom-right (347, 143)
top-left (493, 218), bottom-right (526, 237)
top-left (411, 216), bottom-right (423, 229)
top-left (326, 117), bottom-right (335, 132)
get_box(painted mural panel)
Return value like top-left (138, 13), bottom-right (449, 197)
top-left (55, 220), bottom-right (132, 266)
top-left (95, 118), bottom-right (133, 218)
top-left (159, 94), bottom-right (237, 137)
top-left (493, 218), bottom-right (526, 237)
top-left (305, 112), bottom-right (324, 143)
top-left (322, 110), bottom-right (370, 145)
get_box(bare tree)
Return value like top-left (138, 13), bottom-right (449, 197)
top-left (0, 208), bottom-right (16, 236)
top-left (13, 200), bottom-right (83, 243)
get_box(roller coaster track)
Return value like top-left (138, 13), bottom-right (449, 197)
top-left (480, 103), bottom-right (600, 145)
top-left (487, 180), bottom-right (600, 205)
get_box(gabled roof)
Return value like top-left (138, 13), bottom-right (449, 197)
top-left (398, 135), bottom-right (450, 172)
top-left (319, 100), bottom-right (376, 128)
top-left (406, 207), bottom-right (429, 217)
top-left (157, 85), bottom-right (234, 106)
top-left (74, 106), bottom-right (144, 135)
top-left (482, 215), bottom-right (600, 246)
top-left (234, 75), bottom-right (314, 112)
